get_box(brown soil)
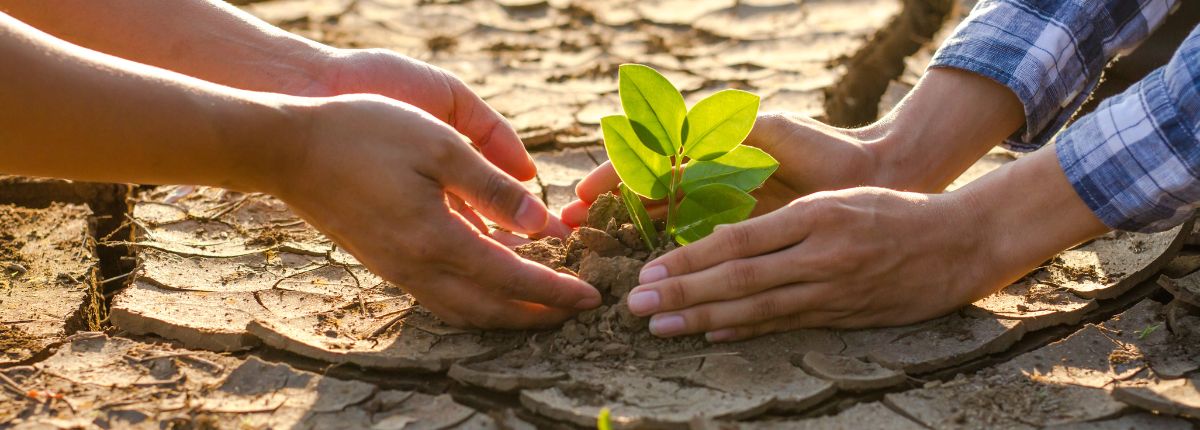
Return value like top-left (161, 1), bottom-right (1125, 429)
top-left (514, 192), bottom-right (703, 361)
top-left (0, 325), bottom-right (41, 361)
top-left (0, 203), bottom-right (102, 364)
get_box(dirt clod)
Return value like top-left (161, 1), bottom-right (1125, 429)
top-left (514, 193), bottom-right (703, 361)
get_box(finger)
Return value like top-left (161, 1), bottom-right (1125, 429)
top-left (575, 161), bottom-right (620, 203)
top-left (491, 229), bottom-right (532, 247)
top-left (531, 213), bottom-right (571, 239)
top-left (443, 73), bottom-right (537, 181)
top-left (638, 206), bottom-right (811, 284)
top-left (433, 139), bottom-right (551, 234)
top-left (442, 215), bottom-right (601, 310)
top-left (627, 250), bottom-right (819, 316)
top-left (448, 195), bottom-right (488, 233)
top-left (561, 199), bottom-right (590, 228)
top-left (645, 283), bottom-right (832, 337)
top-left (416, 274), bottom-right (574, 329)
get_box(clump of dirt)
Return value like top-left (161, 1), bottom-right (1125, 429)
top-left (247, 228), bottom-right (290, 247)
top-left (514, 193), bottom-right (703, 361)
top-left (1022, 282), bottom-right (1071, 305)
top-left (0, 325), bottom-right (42, 361)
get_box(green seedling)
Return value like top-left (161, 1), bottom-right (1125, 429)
top-left (603, 64), bottom-right (778, 246)
top-left (597, 408), bottom-right (613, 430)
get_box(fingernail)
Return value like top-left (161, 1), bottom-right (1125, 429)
top-left (649, 314), bottom-right (685, 336)
top-left (515, 195), bottom-right (548, 232)
top-left (639, 265), bottom-right (668, 284)
top-left (574, 295), bottom-right (601, 310)
top-left (627, 290), bottom-right (660, 314)
top-left (706, 329), bottom-right (736, 343)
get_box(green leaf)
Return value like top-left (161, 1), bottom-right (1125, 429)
top-left (680, 145), bottom-right (778, 194)
top-left (683, 89), bottom-right (760, 160)
top-left (620, 183), bottom-right (658, 250)
top-left (619, 64), bottom-right (686, 156)
top-left (673, 184), bottom-right (756, 245)
top-left (602, 115), bottom-right (671, 199)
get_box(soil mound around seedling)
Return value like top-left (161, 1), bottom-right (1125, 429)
top-left (515, 192), bottom-right (703, 361)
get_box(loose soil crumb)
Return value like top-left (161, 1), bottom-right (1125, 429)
top-left (246, 227), bottom-right (290, 247)
top-left (515, 193), bottom-right (701, 362)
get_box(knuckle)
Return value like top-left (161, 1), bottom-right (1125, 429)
top-left (754, 113), bottom-right (790, 133)
top-left (425, 134), bottom-right (462, 166)
top-left (672, 251), bottom-right (697, 274)
top-left (686, 309), bottom-right (713, 332)
top-left (780, 314), bottom-right (809, 331)
top-left (480, 172), bottom-right (522, 213)
top-left (661, 279), bottom-right (690, 309)
top-left (751, 295), bottom-right (781, 319)
top-left (720, 224), bottom-right (754, 255)
top-left (723, 261), bottom-right (758, 294)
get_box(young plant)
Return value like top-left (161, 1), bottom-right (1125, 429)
top-left (603, 64), bottom-right (778, 246)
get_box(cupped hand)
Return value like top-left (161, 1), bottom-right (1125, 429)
top-left (317, 49), bottom-right (570, 237)
top-left (560, 113), bottom-right (885, 226)
top-left (271, 95), bottom-right (601, 329)
top-left (623, 187), bottom-right (999, 341)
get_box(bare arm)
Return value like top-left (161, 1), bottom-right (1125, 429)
top-left (0, 0), bottom-right (543, 186)
top-left (0, 10), bottom-right (293, 189)
top-left (0, 0), bottom-right (331, 95)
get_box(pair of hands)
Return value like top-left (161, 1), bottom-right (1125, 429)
top-left (561, 63), bottom-right (1115, 341)
top-left (563, 114), bottom-right (1002, 341)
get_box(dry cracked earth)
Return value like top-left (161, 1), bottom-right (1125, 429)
top-left (4, 0), bottom-right (1200, 428)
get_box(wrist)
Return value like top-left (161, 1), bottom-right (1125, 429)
top-left (861, 68), bottom-right (1026, 193)
top-left (307, 48), bottom-right (385, 97)
top-left (213, 92), bottom-right (317, 196)
top-left (950, 148), bottom-right (1110, 299)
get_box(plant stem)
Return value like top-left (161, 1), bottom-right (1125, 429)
top-left (666, 151), bottom-right (685, 239)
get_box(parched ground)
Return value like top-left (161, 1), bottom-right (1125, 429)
top-left (4, 0), bottom-right (1200, 429)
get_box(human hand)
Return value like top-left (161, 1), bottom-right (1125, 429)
top-left (624, 187), bottom-right (993, 340)
top-left (266, 95), bottom-right (600, 329)
top-left (317, 49), bottom-right (570, 238)
top-left (622, 148), bottom-right (1109, 341)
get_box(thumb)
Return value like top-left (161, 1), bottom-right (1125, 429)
top-left (434, 142), bottom-right (550, 235)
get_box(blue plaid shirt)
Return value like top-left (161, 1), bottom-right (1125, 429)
top-left (930, 0), bottom-right (1200, 232)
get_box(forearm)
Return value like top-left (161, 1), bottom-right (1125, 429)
top-left (0, 13), bottom-right (303, 191)
top-left (953, 147), bottom-right (1110, 300)
top-left (864, 68), bottom-right (1025, 192)
top-left (0, 0), bottom-right (332, 95)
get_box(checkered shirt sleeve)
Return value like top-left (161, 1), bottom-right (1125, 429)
top-left (930, 0), bottom-right (1176, 151)
top-left (929, 0), bottom-right (1200, 232)
top-left (1057, 26), bottom-right (1200, 232)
